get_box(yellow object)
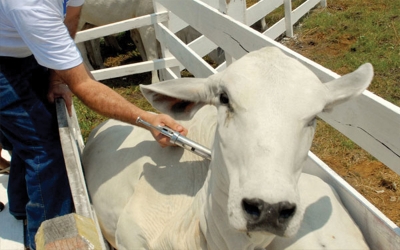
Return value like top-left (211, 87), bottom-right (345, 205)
top-left (36, 213), bottom-right (102, 250)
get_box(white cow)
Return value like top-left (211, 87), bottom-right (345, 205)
top-left (82, 47), bottom-right (372, 249)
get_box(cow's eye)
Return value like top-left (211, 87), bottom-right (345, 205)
top-left (219, 93), bottom-right (229, 105)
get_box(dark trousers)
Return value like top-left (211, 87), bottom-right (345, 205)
top-left (0, 55), bottom-right (73, 249)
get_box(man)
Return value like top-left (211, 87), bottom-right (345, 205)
top-left (0, 0), bottom-right (187, 249)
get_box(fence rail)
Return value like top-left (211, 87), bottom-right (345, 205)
top-left (75, 0), bottom-right (328, 79)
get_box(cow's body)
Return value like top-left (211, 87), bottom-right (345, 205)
top-left (83, 47), bottom-right (371, 249)
top-left (84, 106), bottom-right (216, 248)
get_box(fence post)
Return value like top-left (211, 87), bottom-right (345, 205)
top-left (284, 0), bottom-right (294, 37)
top-left (218, 0), bottom-right (247, 66)
top-left (224, 0), bottom-right (246, 23)
top-left (152, 0), bottom-right (182, 81)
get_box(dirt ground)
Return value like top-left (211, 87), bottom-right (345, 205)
top-left (326, 157), bottom-right (400, 225)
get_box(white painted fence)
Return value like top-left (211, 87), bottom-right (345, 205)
top-left (75, 0), bottom-right (327, 79)
top-left (72, 0), bottom-right (399, 249)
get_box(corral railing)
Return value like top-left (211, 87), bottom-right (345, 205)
top-left (70, 0), bottom-right (400, 249)
top-left (74, 0), bottom-right (327, 79)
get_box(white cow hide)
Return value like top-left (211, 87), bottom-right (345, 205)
top-left (82, 47), bottom-right (372, 249)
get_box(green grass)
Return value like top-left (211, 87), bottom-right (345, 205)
top-left (74, 83), bottom-right (155, 142)
top-left (291, 0), bottom-right (400, 106)
top-left (73, 96), bottom-right (105, 141)
top-left (263, 0), bottom-right (308, 27)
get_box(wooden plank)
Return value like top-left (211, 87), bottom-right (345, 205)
top-left (154, 0), bottom-right (400, 172)
top-left (156, 0), bottom-right (282, 59)
top-left (284, 0), bottom-right (293, 37)
top-left (56, 99), bottom-right (92, 219)
top-left (264, 17), bottom-right (286, 40)
top-left (246, 0), bottom-right (283, 27)
top-left (75, 12), bottom-right (169, 43)
top-left (87, 35), bottom-right (217, 79)
top-left (55, 99), bottom-right (109, 250)
top-left (162, 67), bottom-right (181, 81)
top-left (0, 174), bottom-right (24, 250)
top-left (186, 35), bottom-right (219, 60)
top-left (292, 0), bottom-right (322, 22)
top-left (225, 0), bottom-right (246, 24)
top-left (318, 91), bottom-right (400, 175)
top-left (155, 23), bottom-right (217, 78)
top-left (166, 12), bottom-right (193, 34)
top-left (263, 0), bottom-right (322, 39)
top-left (167, 0), bottom-right (220, 34)
top-left (304, 152), bottom-right (400, 249)
top-left (36, 213), bottom-right (102, 250)
top-left (91, 57), bottom-right (180, 81)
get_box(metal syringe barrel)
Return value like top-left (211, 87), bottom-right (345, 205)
top-left (137, 117), bottom-right (212, 160)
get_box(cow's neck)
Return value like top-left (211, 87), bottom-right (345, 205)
top-left (195, 159), bottom-right (275, 250)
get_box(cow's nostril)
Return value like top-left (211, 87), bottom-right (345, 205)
top-left (242, 198), bottom-right (262, 219)
top-left (243, 199), bottom-right (297, 235)
top-left (279, 206), bottom-right (296, 220)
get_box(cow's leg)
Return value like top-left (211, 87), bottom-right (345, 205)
top-left (132, 26), bottom-right (160, 83)
top-left (104, 35), bottom-right (122, 52)
top-left (76, 42), bottom-right (95, 71)
top-left (88, 38), bottom-right (104, 69)
top-left (77, 23), bottom-right (97, 71)
top-left (81, 23), bottom-right (104, 69)
top-left (130, 29), bottom-right (147, 61)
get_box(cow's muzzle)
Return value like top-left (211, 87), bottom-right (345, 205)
top-left (242, 198), bottom-right (296, 236)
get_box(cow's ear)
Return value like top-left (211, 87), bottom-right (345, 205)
top-left (140, 78), bottom-right (210, 120)
top-left (323, 63), bottom-right (373, 112)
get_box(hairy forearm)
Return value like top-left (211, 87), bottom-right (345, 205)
top-left (73, 79), bottom-right (148, 124)
top-left (55, 64), bottom-right (187, 146)
top-left (56, 64), bottom-right (148, 125)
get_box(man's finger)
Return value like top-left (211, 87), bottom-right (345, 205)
top-left (163, 118), bottom-right (188, 136)
top-left (154, 133), bottom-right (170, 148)
top-left (63, 95), bottom-right (73, 117)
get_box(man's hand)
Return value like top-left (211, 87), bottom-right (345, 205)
top-left (143, 113), bottom-right (188, 148)
top-left (47, 71), bottom-right (73, 116)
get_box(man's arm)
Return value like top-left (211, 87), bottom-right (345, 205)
top-left (51, 3), bottom-right (187, 146)
top-left (64, 5), bottom-right (83, 38)
top-left (55, 63), bottom-right (187, 147)
top-left (48, 5), bottom-right (83, 115)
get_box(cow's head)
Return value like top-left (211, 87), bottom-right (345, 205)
top-left (141, 47), bottom-right (373, 238)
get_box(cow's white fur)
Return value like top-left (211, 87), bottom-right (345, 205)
top-left (82, 47), bottom-right (372, 249)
